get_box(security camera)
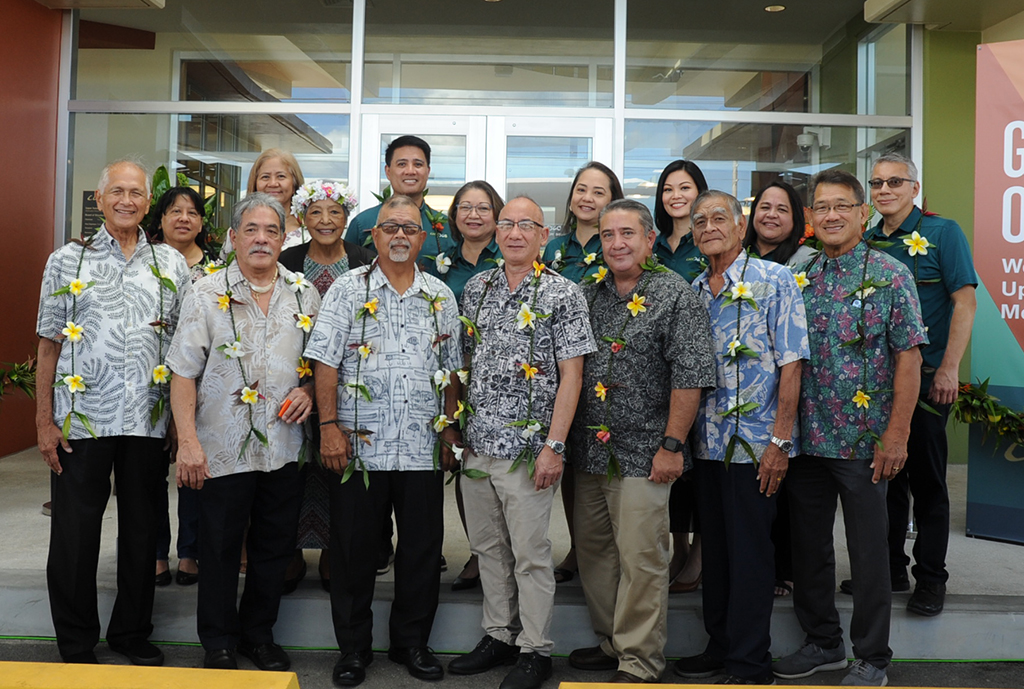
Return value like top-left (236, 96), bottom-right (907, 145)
top-left (797, 133), bottom-right (816, 152)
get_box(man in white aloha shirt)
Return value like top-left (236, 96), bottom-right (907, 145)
top-left (168, 193), bottom-right (320, 672)
top-left (36, 159), bottom-right (190, 666)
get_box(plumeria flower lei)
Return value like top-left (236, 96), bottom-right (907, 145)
top-left (587, 254), bottom-right (667, 480)
top-left (718, 251), bottom-right (761, 467)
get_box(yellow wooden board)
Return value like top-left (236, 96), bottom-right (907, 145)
top-left (0, 661), bottom-right (300, 689)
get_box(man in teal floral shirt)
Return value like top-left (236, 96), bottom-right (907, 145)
top-left (774, 169), bottom-right (926, 688)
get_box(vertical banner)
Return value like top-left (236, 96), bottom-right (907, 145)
top-left (968, 41), bottom-right (1024, 544)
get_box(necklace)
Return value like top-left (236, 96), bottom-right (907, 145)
top-left (247, 267), bottom-right (278, 297)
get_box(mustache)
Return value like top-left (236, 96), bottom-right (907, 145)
top-left (248, 246), bottom-right (274, 256)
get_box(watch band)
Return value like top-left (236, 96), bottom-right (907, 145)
top-left (661, 436), bottom-right (684, 453)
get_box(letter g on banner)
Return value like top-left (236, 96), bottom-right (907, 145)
top-left (1004, 121), bottom-right (1024, 178)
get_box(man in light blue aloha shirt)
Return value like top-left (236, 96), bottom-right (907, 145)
top-left (674, 191), bottom-right (808, 686)
top-left (304, 194), bottom-right (462, 687)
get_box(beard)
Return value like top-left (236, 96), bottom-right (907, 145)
top-left (388, 242), bottom-right (411, 262)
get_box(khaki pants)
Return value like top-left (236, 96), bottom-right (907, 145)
top-left (575, 472), bottom-right (671, 680)
top-left (463, 451), bottom-right (558, 655)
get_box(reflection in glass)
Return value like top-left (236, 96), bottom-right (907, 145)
top-left (506, 136), bottom-right (593, 228)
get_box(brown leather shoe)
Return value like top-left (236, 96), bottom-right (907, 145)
top-left (609, 670), bottom-right (647, 683)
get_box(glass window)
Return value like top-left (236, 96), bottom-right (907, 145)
top-left (623, 119), bottom-right (908, 211)
top-left (363, 1), bottom-right (613, 107)
top-left (68, 113), bottom-right (350, 240)
top-left (75, 2), bottom-right (352, 102)
top-left (506, 136), bottom-right (593, 228)
top-left (377, 133), bottom-right (467, 211)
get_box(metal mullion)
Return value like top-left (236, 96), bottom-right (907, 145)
top-left (350, 0), bottom-right (366, 189)
top-left (612, 0), bottom-right (626, 175)
top-left (55, 9), bottom-right (77, 246)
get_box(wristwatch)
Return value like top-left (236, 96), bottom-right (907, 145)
top-left (545, 438), bottom-right (566, 455)
top-left (661, 436), bottom-right (684, 453)
top-left (770, 436), bottom-right (794, 453)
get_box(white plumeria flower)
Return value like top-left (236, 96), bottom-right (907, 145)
top-left (496, 258), bottom-right (505, 267)
top-left (583, 252), bottom-right (597, 265)
top-left (727, 340), bottom-right (741, 357)
top-left (433, 369), bottom-right (452, 390)
top-left (452, 444), bottom-right (465, 462)
top-left (456, 369), bottom-right (470, 385)
top-left (433, 414), bottom-right (452, 432)
top-left (730, 281), bottom-right (753, 301)
top-left (223, 340), bottom-right (245, 359)
top-left (287, 273), bottom-right (313, 293)
top-left (151, 365), bottom-right (171, 385)
top-left (516, 304), bottom-right (538, 330)
top-left (854, 286), bottom-right (876, 300)
top-left (62, 321), bottom-right (84, 343)
top-left (435, 253), bottom-right (452, 274)
top-left (520, 421), bottom-right (542, 439)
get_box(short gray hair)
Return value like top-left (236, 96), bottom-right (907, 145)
top-left (600, 198), bottom-right (655, 234)
top-left (691, 190), bottom-right (744, 228)
top-left (232, 192), bottom-right (286, 230)
top-left (873, 152), bottom-right (918, 182)
top-left (97, 157), bottom-right (150, 196)
top-left (376, 194), bottom-right (421, 226)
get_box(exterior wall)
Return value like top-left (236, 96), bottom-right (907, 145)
top-left (0, 1), bottom-right (63, 457)
top-left (983, 10), bottom-right (1024, 44)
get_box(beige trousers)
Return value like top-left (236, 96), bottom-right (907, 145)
top-left (462, 451), bottom-right (558, 655)
top-left (574, 472), bottom-right (672, 680)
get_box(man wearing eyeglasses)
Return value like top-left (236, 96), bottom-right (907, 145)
top-left (450, 196), bottom-right (595, 689)
top-left (774, 169), bottom-right (926, 687)
top-left (304, 195), bottom-right (463, 687)
top-left (840, 153), bottom-right (977, 618)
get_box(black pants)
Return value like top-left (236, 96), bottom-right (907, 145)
top-left (197, 463), bottom-right (303, 651)
top-left (788, 455), bottom-right (892, 669)
top-left (330, 470), bottom-right (443, 652)
top-left (696, 460), bottom-right (777, 681)
top-left (887, 400), bottom-right (951, 585)
top-left (47, 436), bottom-right (166, 659)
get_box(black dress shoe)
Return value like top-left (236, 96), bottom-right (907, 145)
top-left (204, 648), bottom-right (238, 670)
top-left (907, 581), bottom-right (945, 616)
top-left (449, 635), bottom-right (518, 675)
top-left (569, 645), bottom-right (618, 671)
top-left (388, 646), bottom-right (444, 681)
top-left (282, 559), bottom-right (307, 595)
top-left (451, 574), bottom-right (480, 592)
top-left (610, 670), bottom-right (648, 683)
top-left (333, 650), bottom-right (373, 686)
top-left (500, 652), bottom-right (552, 689)
top-left (176, 569), bottom-right (199, 586)
top-left (839, 577), bottom-right (910, 595)
top-left (238, 640), bottom-right (290, 671)
top-left (62, 650), bottom-right (98, 664)
top-left (155, 569), bottom-right (172, 587)
top-left (109, 638), bottom-right (165, 666)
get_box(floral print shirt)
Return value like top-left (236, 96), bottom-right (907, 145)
top-left (303, 264), bottom-right (462, 472)
top-left (36, 226), bottom-right (190, 439)
top-left (570, 269), bottom-right (715, 477)
top-left (693, 254), bottom-right (810, 463)
top-left (461, 267), bottom-right (596, 461)
top-left (796, 241), bottom-right (927, 460)
top-left (166, 262), bottom-right (321, 477)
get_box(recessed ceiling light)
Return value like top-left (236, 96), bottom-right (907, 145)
top-left (485, 0), bottom-right (502, 3)
top-left (765, 5), bottom-right (786, 11)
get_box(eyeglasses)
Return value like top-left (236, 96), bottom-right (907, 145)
top-left (867, 177), bottom-right (915, 190)
top-left (456, 203), bottom-right (493, 215)
top-left (376, 222), bottom-right (422, 236)
top-left (496, 219), bottom-right (543, 232)
top-left (810, 202), bottom-right (863, 216)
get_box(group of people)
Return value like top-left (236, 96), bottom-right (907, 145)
top-left (35, 134), bottom-right (977, 689)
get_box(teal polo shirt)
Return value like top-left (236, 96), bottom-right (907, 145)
top-left (654, 231), bottom-right (705, 283)
top-left (344, 201), bottom-right (454, 264)
top-left (427, 237), bottom-right (502, 302)
top-left (543, 230), bottom-right (603, 283)
top-left (864, 206), bottom-right (978, 372)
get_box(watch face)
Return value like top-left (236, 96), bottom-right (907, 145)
top-left (547, 439), bottom-right (565, 454)
top-left (662, 436), bottom-right (683, 453)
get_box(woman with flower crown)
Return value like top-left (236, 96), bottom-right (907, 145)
top-left (279, 179), bottom-right (373, 592)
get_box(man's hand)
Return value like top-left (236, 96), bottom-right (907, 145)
top-left (871, 429), bottom-right (909, 483)
top-left (37, 422), bottom-right (71, 475)
top-left (279, 385), bottom-right (314, 424)
top-left (928, 365), bottom-right (959, 406)
top-left (534, 446), bottom-right (563, 491)
top-left (757, 444), bottom-right (788, 496)
top-left (439, 428), bottom-right (461, 472)
top-left (176, 437), bottom-right (211, 490)
top-left (321, 423), bottom-right (352, 475)
top-left (649, 448), bottom-right (683, 484)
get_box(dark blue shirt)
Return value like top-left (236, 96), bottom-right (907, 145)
top-left (543, 230), bottom-right (603, 283)
top-left (426, 237), bottom-right (502, 302)
top-left (654, 232), bottom-right (705, 283)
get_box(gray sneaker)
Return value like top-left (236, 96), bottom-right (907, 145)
top-left (841, 660), bottom-right (888, 686)
top-left (773, 643), bottom-right (849, 679)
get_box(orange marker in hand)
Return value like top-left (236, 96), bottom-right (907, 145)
top-left (278, 398), bottom-right (293, 418)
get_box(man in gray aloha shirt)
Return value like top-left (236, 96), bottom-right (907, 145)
top-left (567, 199), bottom-right (715, 683)
top-left (36, 159), bottom-right (190, 666)
top-left (449, 196), bottom-right (595, 689)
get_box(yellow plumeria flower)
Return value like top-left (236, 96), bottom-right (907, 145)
top-left (217, 294), bottom-right (232, 312)
top-left (64, 374), bottom-right (85, 394)
top-left (730, 281), bottom-right (753, 301)
top-left (453, 400), bottom-right (466, 420)
top-left (852, 390), bottom-right (871, 409)
top-left (203, 262), bottom-right (223, 275)
top-left (358, 343), bottom-right (373, 359)
top-left (626, 294), bottom-right (647, 317)
top-left (68, 279), bottom-right (88, 296)
top-left (593, 266), bottom-right (608, 283)
top-left (240, 387), bottom-right (260, 405)
top-left (727, 340), bottom-right (741, 357)
top-left (433, 414), bottom-right (452, 432)
top-left (295, 313), bottom-right (313, 333)
top-left (151, 364), bottom-right (170, 385)
top-left (532, 260), bottom-right (545, 277)
top-left (594, 381), bottom-right (608, 401)
top-left (904, 231), bottom-right (931, 257)
top-left (431, 299), bottom-right (444, 313)
top-left (364, 297), bottom-right (379, 315)
top-left (793, 272), bottom-right (809, 290)
top-left (516, 304), bottom-right (537, 330)
top-left (62, 321), bottom-right (84, 343)
top-left (296, 358), bottom-right (312, 379)
top-left (583, 252), bottom-right (597, 265)
top-left (521, 363), bottom-right (539, 380)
